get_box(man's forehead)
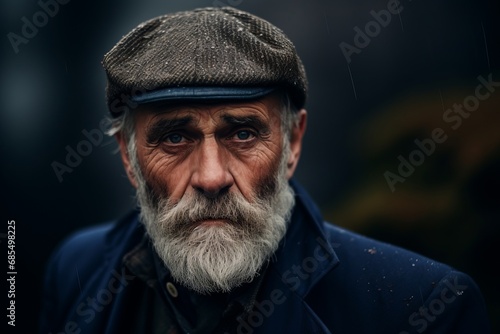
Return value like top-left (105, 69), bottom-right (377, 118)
top-left (138, 94), bottom-right (282, 121)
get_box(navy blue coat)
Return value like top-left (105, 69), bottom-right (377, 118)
top-left (39, 182), bottom-right (491, 333)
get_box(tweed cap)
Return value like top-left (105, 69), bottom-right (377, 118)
top-left (102, 6), bottom-right (307, 116)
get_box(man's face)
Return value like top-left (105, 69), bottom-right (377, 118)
top-left (116, 93), bottom-right (306, 293)
top-left (133, 94), bottom-right (285, 206)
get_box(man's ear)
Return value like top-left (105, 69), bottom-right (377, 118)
top-left (115, 132), bottom-right (139, 189)
top-left (286, 109), bottom-right (307, 179)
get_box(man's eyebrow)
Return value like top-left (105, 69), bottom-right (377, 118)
top-left (221, 115), bottom-right (268, 129)
top-left (146, 117), bottom-right (192, 143)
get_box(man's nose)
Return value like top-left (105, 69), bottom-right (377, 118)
top-left (191, 138), bottom-right (234, 198)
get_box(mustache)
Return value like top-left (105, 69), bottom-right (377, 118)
top-left (153, 190), bottom-right (270, 238)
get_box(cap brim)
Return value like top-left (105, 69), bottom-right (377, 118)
top-left (131, 86), bottom-right (275, 104)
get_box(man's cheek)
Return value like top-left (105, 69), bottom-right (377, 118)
top-left (254, 156), bottom-right (282, 199)
top-left (136, 164), bottom-right (171, 205)
top-left (141, 165), bottom-right (175, 200)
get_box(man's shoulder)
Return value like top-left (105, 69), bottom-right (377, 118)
top-left (52, 223), bottom-right (114, 269)
top-left (39, 211), bottom-right (141, 333)
top-left (49, 210), bottom-right (140, 271)
top-left (292, 182), bottom-right (469, 298)
top-left (316, 220), bottom-right (473, 307)
top-left (308, 221), bottom-right (490, 333)
top-left (321, 220), bottom-right (454, 279)
top-left (43, 210), bottom-right (140, 296)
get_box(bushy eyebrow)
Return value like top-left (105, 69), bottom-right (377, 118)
top-left (221, 115), bottom-right (269, 131)
top-left (146, 117), bottom-right (192, 143)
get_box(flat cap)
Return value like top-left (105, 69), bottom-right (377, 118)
top-left (102, 6), bottom-right (307, 116)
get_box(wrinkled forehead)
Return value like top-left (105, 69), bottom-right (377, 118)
top-left (133, 91), bottom-right (284, 124)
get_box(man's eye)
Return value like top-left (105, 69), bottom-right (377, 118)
top-left (234, 130), bottom-right (254, 141)
top-left (165, 133), bottom-right (184, 143)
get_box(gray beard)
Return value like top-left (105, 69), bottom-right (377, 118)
top-left (129, 136), bottom-right (295, 294)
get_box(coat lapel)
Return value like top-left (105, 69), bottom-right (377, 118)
top-left (240, 181), bottom-right (341, 333)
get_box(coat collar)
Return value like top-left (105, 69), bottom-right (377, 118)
top-left (269, 180), bottom-right (340, 298)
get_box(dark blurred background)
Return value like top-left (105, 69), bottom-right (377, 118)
top-left (1, 0), bottom-right (498, 333)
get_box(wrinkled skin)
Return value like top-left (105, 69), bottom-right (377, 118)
top-left (116, 94), bottom-right (307, 217)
